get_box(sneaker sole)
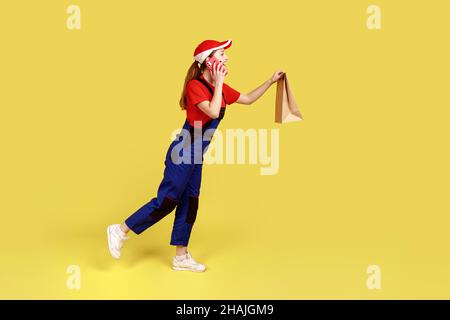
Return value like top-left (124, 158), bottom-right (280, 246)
top-left (172, 266), bottom-right (206, 272)
top-left (107, 226), bottom-right (120, 259)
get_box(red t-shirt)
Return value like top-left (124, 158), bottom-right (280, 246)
top-left (185, 74), bottom-right (241, 127)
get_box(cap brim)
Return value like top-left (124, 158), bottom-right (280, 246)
top-left (218, 39), bottom-right (232, 50)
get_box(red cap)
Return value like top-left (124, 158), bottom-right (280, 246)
top-left (193, 39), bottom-right (232, 64)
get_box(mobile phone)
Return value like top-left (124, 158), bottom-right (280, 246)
top-left (206, 57), bottom-right (228, 75)
top-left (206, 56), bottom-right (221, 70)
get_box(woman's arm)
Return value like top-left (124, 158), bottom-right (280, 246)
top-left (196, 79), bottom-right (224, 119)
top-left (236, 70), bottom-right (285, 105)
top-left (196, 63), bottom-right (228, 119)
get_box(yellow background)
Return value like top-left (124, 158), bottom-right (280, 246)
top-left (1, 0), bottom-right (449, 299)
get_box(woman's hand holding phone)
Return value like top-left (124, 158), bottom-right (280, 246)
top-left (210, 61), bottom-right (228, 83)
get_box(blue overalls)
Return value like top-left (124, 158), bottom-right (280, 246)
top-left (125, 77), bottom-right (227, 246)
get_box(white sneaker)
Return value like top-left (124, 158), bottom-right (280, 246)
top-left (172, 252), bottom-right (206, 272)
top-left (107, 224), bottom-right (129, 259)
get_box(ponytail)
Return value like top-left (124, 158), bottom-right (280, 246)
top-left (179, 51), bottom-right (215, 110)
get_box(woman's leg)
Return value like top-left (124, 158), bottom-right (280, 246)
top-left (176, 245), bottom-right (187, 256)
top-left (125, 159), bottom-right (195, 235)
top-left (124, 129), bottom-right (198, 235)
top-left (120, 223), bottom-right (130, 234)
top-left (170, 163), bottom-right (202, 251)
top-left (171, 164), bottom-right (207, 272)
top-left (108, 121), bottom-right (197, 259)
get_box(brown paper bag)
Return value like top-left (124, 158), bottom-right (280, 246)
top-left (275, 73), bottom-right (303, 123)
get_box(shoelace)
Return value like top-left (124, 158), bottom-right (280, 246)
top-left (176, 253), bottom-right (194, 262)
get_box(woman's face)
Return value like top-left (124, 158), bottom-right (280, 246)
top-left (212, 48), bottom-right (228, 66)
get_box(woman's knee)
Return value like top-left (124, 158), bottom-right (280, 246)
top-left (186, 196), bottom-right (199, 224)
top-left (151, 196), bottom-right (178, 222)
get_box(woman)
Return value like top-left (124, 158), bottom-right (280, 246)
top-left (107, 39), bottom-right (284, 272)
